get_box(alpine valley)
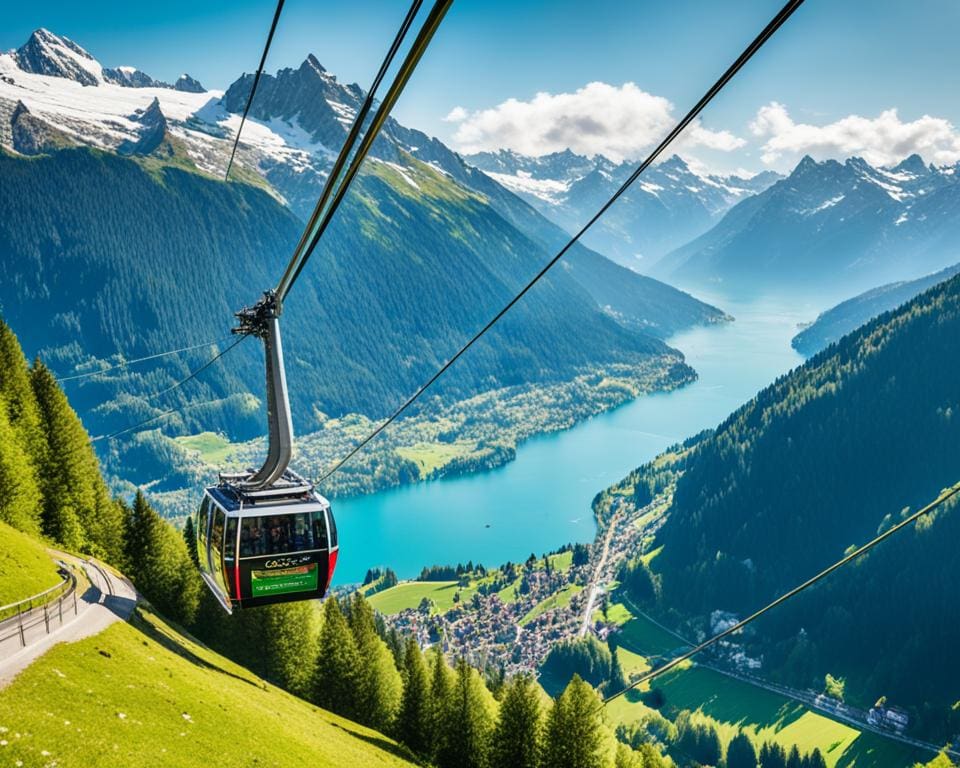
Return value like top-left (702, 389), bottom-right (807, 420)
top-left (0, 29), bottom-right (732, 511)
top-left (2, 14), bottom-right (960, 768)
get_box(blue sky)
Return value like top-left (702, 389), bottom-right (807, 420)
top-left (4, 0), bottom-right (960, 173)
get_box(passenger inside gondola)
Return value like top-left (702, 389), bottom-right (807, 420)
top-left (238, 512), bottom-right (327, 556)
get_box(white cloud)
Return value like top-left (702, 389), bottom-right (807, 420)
top-left (443, 106), bottom-right (468, 123)
top-left (751, 102), bottom-right (960, 167)
top-left (447, 82), bottom-right (744, 163)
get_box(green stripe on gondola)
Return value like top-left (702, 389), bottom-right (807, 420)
top-left (250, 562), bottom-right (319, 596)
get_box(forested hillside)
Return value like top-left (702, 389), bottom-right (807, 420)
top-left (606, 274), bottom-right (960, 737)
top-left (792, 263), bottom-right (960, 355)
top-left (0, 147), bottom-right (712, 440)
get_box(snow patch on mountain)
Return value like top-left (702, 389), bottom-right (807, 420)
top-left (485, 169), bottom-right (571, 204)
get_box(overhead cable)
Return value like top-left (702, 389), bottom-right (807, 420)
top-left (313, 0), bottom-right (805, 485)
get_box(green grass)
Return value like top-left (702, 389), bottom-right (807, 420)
top-left (0, 522), bottom-right (62, 606)
top-left (602, 598), bottom-right (927, 767)
top-left (495, 577), bottom-right (523, 603)
top-left (604, 597), bottom-right (683, 657)
top-left (0, 606), bottom-right (417, 768)
top-left (640, 545), bottom-right (663, 567)
top-left (546, 551), bottom-right (574, 572)
top-left (519, 584), bottom-right (583, 626)
top-left (394, 440), bottom-right (475, 477)
top-left (173, 432), bottom-right (237, 466)
top-left (367, 581), bottom-right (475, 615)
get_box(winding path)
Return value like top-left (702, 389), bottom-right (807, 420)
top-left (0, 552), bottom-right (137, 689)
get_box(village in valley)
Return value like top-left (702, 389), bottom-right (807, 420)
top-left (353, 489), bottom-right (929, 750)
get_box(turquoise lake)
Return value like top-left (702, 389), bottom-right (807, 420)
top-left (332, 293), bottom-right (825, 585)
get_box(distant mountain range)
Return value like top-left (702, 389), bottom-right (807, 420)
top-left (653, 154), bottom-right (960, 294)
top-left (792, 263), bottom-right (960, 356)
top-left (0, 29), bottom-right (725, 340)
top-left (11, 27), bottom-right (205, 91)
top-left (0, 29), bottom-right (730, 493)
top-left (465, 149), bottom-right (781, 270)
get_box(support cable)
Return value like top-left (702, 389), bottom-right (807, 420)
top-left (225, 0), bottom-right (286, 180)
top-left (313, 0), bottom-right (805, 485)
top-left (601, 480), bottom-right (960, 706)
top-left (276, 0), bottom-right (449, 303)
top-left (91, 334), bottom-right (250, 442)
top-left (56, 337), bottom-right (231, 382)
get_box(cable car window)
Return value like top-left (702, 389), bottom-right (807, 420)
top-left (327, 508), bottom-right (338, 548)
top-left (238, 511), bottom-right (327, 557)
top-left (198, 497), bottom-right (210, 546)
top-left (211, 506), bottom-right (225, 562)
top-left (313, 511), bottom-right (328, 550)
top-left (224, 518), bottom-right (238, 561)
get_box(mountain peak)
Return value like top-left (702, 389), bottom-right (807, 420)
top-left (659, 154), bottom-right (690, 172)
top-left (118, 98), bottom-right (168, 156)
top-left (793, 154), bottom-right (819, 173)
top-left (15, 28), bottom-right (103, 87)
top-left (890, 153), bottom-right (928, 176)
top-left (174, 73), bottom-right (205, 93)
top-left (303, 54), bottom-right (333, 79)
top-left (103, 65), bottom-right (163, 88)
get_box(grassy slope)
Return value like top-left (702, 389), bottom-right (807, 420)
top-left (603, 595), bottom-right (926, 768)
top-left (368, 581), bottom-right (474, 615)
top-left (173, 432), bottom-right (238, 466)
top-left (0, 607), bottom-right (416, 768)
top-left (519, 584), bottom-right (583, 626)
top-left (0, 522), bottom-right (62, 605)
top-left (368, 553), bottom-right (576, 615)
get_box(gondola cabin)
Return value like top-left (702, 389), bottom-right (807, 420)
top-left (195, 470), bottom-right (338, 612)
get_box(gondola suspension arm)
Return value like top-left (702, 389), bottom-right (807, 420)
top-left (232, 291), bottom-right (293, 489)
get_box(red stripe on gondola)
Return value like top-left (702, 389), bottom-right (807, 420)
top-left (326, 548), bottom-right (339, 591)
top-left (234, 562), bottom-right (242, 605)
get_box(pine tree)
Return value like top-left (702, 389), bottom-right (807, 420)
top-left (396, 637), bottom-right (431, 757)
top-left (183, 515), bottom-right (199, 567)
top-left (727, 732), bottom-right (758, 768)
top-left (0, 394), bottom-right (43, 535)
top-left (125, 491), bottom-right (200, 625)
top-left (806, 749), bottom-right (827, 768)
top-left (759, 741), bottom-right (788, 768)
top-left (429, 647), bottom-right (455, 761)
top-left (258, 602), bottom-right (319, 697)
top-left (312, 597), bottom-right (362, 720)
top-left (436, 656), bottom-right (496, 768)
top-left (786, 745), bottom-right (803, 768)
top-left (608, 637), bottom-right (626, 692)
top-left (0, 319), bottom-right (46, 471)
top-left (489, 674), bottom-right (541, 768)
top-left (614, 742), bottom-right (644, 768)
top-left (31, 361), bottom-right (125, 562)
top-left (542, 674), bottom-right (612, 768)
top-left (347, 592), bottom-right (402, 732)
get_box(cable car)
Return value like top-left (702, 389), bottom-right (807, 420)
top-left (196, 469), bottom-right (338, 612)
top-left (195, 290), bottom-right (339, 612)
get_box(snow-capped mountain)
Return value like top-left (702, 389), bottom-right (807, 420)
top-left (653, 153), bottom-right (960, 293)
top-left (14, 28), bottom-right (104, 86)
top-left (0, 28), bottom-right (731, 344)
top-left (8, 29), bottom-right (205, 92)
top-left (465, 149), bottom-right (781, 269)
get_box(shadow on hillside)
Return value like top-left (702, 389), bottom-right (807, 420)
top-left (833, 735), bottom-right (920, 768)
top-left (130, 611), bottom-right (260, 688)
top-left (329, 721), bottom-right (416, 763)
